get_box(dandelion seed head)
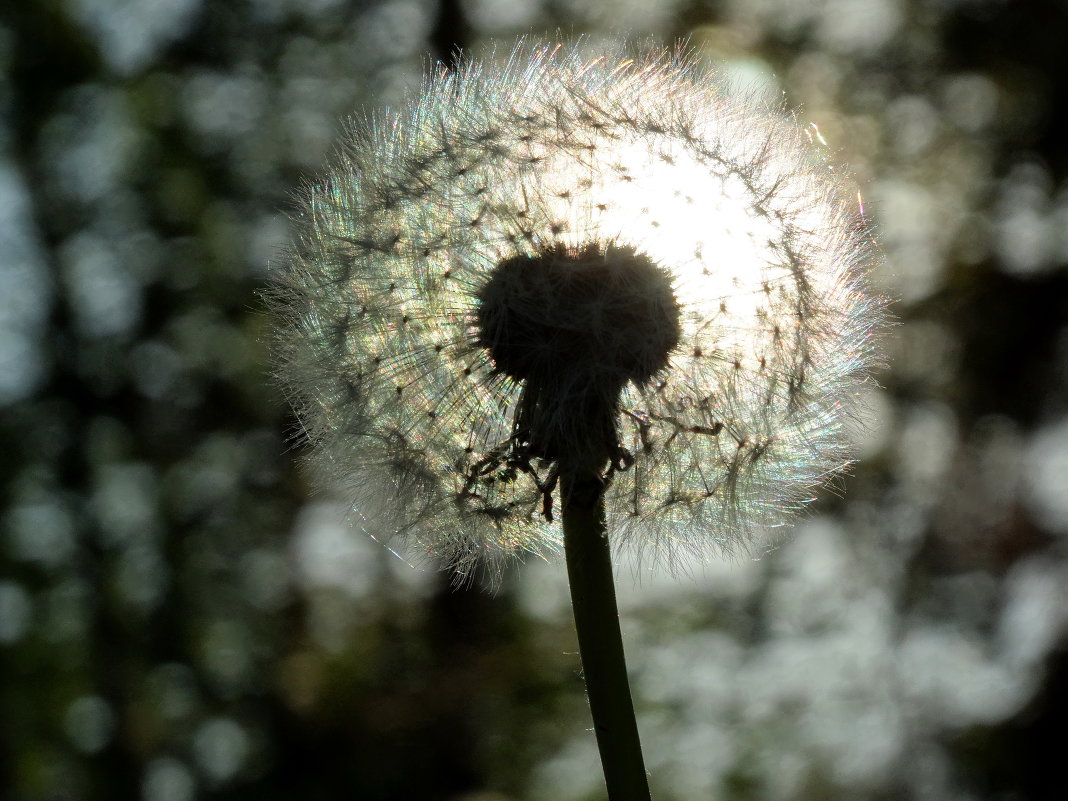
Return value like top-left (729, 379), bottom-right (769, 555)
top-left (268, 40), bottom-right (884, 582)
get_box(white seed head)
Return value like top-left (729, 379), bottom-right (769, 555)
top-left (268, 40), bottom-right (885, 581)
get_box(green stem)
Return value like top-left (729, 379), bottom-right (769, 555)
top-left (561, 469), bottom-right (652, 801)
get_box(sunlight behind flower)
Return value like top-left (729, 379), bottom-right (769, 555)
top-left (271, 40), bottom-right (883, 581)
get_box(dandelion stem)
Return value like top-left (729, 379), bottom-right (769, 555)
top-left (562, 468), bottom-right (652, 801)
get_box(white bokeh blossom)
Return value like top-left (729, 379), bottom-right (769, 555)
top-left (268, 41), bottom-right (884, 580)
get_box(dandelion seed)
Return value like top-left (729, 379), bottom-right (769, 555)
top-left (268, 40), bottom-right (884, 583)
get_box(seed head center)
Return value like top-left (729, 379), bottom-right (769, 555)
top-left (475, 242), bottom-right (681, 463)
top-left (477, 242), bottom-right (681, 386)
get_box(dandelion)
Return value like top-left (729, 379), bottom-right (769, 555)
top-left (271, 40), bottom-right (880, 574)
top-left (268, 39), bottom-right (883, 801)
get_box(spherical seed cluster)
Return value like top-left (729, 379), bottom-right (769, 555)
top-left (268, 41), bottom-right (884, 580)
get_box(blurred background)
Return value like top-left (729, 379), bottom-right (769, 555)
top-left (2, 0), bottom-right (1068, 799)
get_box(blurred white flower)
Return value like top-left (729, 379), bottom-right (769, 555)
top-left (269, 40), bottom-right (883, 579)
